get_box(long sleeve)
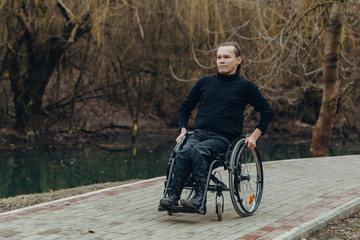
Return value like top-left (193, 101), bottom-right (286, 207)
top-left (246, 83), bottom-right (274, 134)
top-left (178, 79), bottom-right (202, 130)
top-left (176, 73), bottom-right (273, 140)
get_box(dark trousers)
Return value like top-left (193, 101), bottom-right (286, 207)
top-left (174, 129), bottom-right (231, 181)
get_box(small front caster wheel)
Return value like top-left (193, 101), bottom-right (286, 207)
top-left (216, 203), bottom-right (222, 221)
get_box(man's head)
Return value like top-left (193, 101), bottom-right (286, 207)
top-left (217, 42), bottom-right (242, 75)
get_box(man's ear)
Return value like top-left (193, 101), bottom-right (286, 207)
top-left (237, 56), bottom-right (242, 65)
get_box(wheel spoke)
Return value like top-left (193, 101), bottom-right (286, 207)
top-left (229, 140), bottom-right (263, 217)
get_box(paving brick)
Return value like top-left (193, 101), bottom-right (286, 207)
top-left (0, 156), bottom-right (359, 239)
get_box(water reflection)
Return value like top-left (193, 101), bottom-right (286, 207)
top-left (0, 143), bottom-right (173, 198)
top-left (0, 137), bottom-right (358, 198)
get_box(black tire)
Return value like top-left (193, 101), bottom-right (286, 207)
top-left (229, 139), bottom-right (264, 217)
top-left (216, 203), bottom-right (222, 221)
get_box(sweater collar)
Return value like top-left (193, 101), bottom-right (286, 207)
top-left (216, 70), bottom-right (239, 81)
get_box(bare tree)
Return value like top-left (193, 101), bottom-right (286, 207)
top-left (102, 0), bottom-right (199, 136)
top-left (0, 1), bottom-right (7, 127)
top-left (0, 82), bottom-right (4, 128)
top-left (1, 0), bottom-right (359, 146)
top-left (310, 0), bottom-right (345, 156)
top-left (179, 0), bottom-right (359, 152)
top-left (2, 0), bottom-right (107, 138)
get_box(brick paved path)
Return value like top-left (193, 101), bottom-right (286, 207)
top-left (0, 155), bottom-right (359, 240)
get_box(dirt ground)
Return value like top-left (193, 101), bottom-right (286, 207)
top-left (0, 181), bottom-right (137, 213)
top-left (308, 210), bottom-right (360, 240)
top-left (0, 181), bottom-right (359, 239)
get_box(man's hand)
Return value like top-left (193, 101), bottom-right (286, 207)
top-left (176, 128), bottom-right (187, 143)
top-left (245, 128), bottom-right (262, 150)
top-left (245, 136), bottom-right (257, 150)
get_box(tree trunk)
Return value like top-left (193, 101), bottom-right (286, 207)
top-left (310, 0), bottom-right (344, 157)
top-left (10, 38), bottom-right (65, 134)
top-left (0, 50), bottom-right (7, 129)
top-left (7, 1), bottom-right (91, 135)
top-left (0, 80), bottom-right (4, 128)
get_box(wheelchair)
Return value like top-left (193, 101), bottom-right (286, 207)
top-left (158, 132), bottom-right (264, 221)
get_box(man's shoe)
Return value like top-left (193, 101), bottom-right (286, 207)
top-left (180, 193), bottom-right (203, 209)
top-left (159, 176), bottom-right (185, 207)
top-left (159, 196), bottom-right (179, 207)
top-left (180, 178), bottom-right (206, 209)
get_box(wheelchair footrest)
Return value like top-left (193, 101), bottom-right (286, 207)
top-left (158, 205), bottom-right (200, 214)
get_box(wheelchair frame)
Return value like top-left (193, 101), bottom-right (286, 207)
top-left (158, 132), bottom-right (264, 221)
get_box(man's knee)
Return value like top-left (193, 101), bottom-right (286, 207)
top-left (174, 148), bottom-right (192, 178)
top-left (190, 144), bottom-right (213, 160)
top-left (190, 145), bottom-right (211, 170)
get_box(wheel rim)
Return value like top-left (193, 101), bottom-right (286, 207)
top-left (236, 147), bottom-right (263, 213)
top-left (229, 141), bottom-right (263, 217)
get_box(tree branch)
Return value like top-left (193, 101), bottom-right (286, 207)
top-left (56, 0), bottom-right (74, 22)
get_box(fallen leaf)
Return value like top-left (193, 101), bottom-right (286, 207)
top-left (80, 229), bottom-right (95, 234)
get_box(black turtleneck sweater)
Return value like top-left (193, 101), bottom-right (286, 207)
top-left (179, 71), bottom-right (274, 141)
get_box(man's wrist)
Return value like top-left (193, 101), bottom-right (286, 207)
top-left (180, 128), bottom-right (187, 134)
top-left (250, 128), bottom-right (262, 141)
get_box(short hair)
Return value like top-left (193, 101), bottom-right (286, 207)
top-left (219, 42), bottom-right (241, 58)
top-left (219, 42), bottom-right (242, 73)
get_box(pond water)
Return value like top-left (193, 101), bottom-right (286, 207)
top-left (0, 137), bottom-right (359, 198)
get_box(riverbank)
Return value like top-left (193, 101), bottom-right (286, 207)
top-left (1, 113), bottom-right (359, 151)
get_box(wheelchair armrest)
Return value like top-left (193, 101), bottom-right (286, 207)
top-left (173, 132), bottom-right (193, 152)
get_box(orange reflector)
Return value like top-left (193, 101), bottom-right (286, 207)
top-left (249, 194), bottom-right (255, 204)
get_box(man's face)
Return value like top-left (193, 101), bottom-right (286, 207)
top-left (217, 46), bottom-right (242, 75)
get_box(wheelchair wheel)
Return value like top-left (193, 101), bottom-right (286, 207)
top-left (216, 203), bottom-right (222, 221)
top-left (229, 139), bottom-right (264, 217)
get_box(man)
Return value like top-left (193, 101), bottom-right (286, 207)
top-left (159, 42), bottom-right (274, 209)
